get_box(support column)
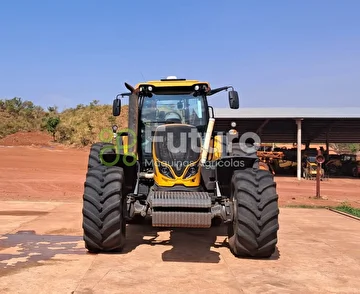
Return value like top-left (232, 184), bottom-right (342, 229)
top-left (296, 119), bottom-right (303, 180)
top-left (325, 132), bottom-right (329, 161)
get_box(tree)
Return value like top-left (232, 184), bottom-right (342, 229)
top-left (47, 106), bottom-right (58, 113)
top-left (45, 117), bottom-right (60, 141)
top-left (5, 97), bottom-right (22, 114)
top-left (330, 143), bottom-right (360, 154)
top-left (90, 99), bottom-right (100, 107)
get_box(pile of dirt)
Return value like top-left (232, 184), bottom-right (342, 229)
top-left (0, 131), bottom-right (54, 146)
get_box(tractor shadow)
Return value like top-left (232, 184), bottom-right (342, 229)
top-left (123, 218), bottom-right (225, 263)
top-left (122, 218), bottom-right (280, 263)
top-left (0, 230), bottom-right (86, 277)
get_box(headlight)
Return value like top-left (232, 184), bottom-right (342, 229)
top-left (158, 162), bottom-right (174, 179)
top-left (112, 125), bottom-right (118, 132)
top-left (184, 164), bottom-right (199, 179)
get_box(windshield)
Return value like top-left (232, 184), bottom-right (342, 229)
top-left (308, 156), bottom-right (316, 163)
top-left (140, 94), bottom-right (207, 127)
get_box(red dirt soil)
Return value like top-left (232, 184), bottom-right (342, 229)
top-left (0, 131), bottom-right (54, 146)
top-left (0, 144), bottom-right (359, 207)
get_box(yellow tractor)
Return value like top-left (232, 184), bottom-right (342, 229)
top-left (302, 156), bottom-right (325, 180)
top-left (81, 76), bottom-right (279, 258)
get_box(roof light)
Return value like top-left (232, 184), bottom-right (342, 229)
top-left (166, 76), bottom-right (178, 79)
top-left (194, 85), bottom-right (200, 91)
top-left (148, 86), bottom-right (153, 91)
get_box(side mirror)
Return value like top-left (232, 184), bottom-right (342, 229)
top-left (228, 90), bottom-right (239, 109)
top-left (113, 98), bottom-right (121, 116)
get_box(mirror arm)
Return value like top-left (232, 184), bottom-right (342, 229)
top-left (208, 86), bottom-right (232, 96)
top-left (119, 92), bottom-right (131, 97)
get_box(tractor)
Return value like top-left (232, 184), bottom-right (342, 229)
top-left (302, 156), bottom-right (325, 180)
top-left (325, 154), bottom-right (358, 177)
top-left (81, 76), bottom-right (279, 258)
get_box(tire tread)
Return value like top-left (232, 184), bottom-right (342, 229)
top-left (228, 168), bottom-right (279, 258)
top-left (82, 164), bottom-right (126, 252)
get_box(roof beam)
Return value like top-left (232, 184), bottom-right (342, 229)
top-left (256, 119), bottom-right (270, 135)
top-left (305, 120), bottom-right (337, 143)
top-left (214, 117), bottom-right (360, 143)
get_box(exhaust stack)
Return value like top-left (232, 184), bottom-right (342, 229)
top-left (128, 93), bottom-right (139, 154)
top-left (200, 118), bottom-right (215, 165)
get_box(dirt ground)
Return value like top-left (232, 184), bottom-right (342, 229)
top-left (1, 202), bottom-right (360, 293)
top-left (0, 131), bottom-right (55, 147)
top-left (1, 133), bottom-right (360, 293)
top-left (0, 143), bottom-right (360, 208)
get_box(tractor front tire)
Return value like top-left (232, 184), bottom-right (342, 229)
top-left (228, 168), bottom-right (279, 258)
top-left (82, 165), bottom-right (126, 253)
top-left (88, 142), bottom-right (116, 170)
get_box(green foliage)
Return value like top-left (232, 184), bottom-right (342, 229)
top-left (335, 203), bottom-right (360, 218)
top-left (56, 104), bottom-right (128, 146)
top-left (282, 204), bottom-right (329, 209)
top-left (330, 143), bottom-right (360, 154)
top-left (0, 97), bottom-right (45, 138)
top-left (0, 97), bottom-right (129, 146)
top-left (47, 105), bottom-right (58, 113)
top-left (90, 100), bottom-right (100, 108)
top-left (108, 116), bottom-right (116, 124)
top-left (45, 116), bottom-right (60, 140)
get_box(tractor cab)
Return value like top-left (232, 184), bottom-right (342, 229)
top-left (302, 156), bottom-right (325, 179)
top-left (114, 76), bottom-right (239, 174)
top-left (137, 79), bottom-right (210, 170)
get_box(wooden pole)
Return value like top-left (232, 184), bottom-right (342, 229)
top-left (315, 149), bottom-right (324, 199)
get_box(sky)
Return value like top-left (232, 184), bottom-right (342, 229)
top-left (1, 0), bottom-right (360, 111)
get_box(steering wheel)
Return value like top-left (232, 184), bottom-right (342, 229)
top-left (165, 111), bottom-right (182, 122)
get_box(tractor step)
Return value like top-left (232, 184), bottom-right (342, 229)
top-left (150, 191), bottom-right (212, 228)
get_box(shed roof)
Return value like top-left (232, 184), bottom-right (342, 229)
top-left (213, 107), bottom-right (360, 143)
top-left (213, 107), bottom-right (360, 119)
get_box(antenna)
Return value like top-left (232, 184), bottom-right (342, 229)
top-left (140, 72), bottom-right (146, 80)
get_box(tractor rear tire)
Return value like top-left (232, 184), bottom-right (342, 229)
top-left (327, 164), bottom-right (337, 176)
top-left (228, 168), bottom-right (279, 258)
top-left (82, 165), bottom-right (126, 253)
top-left (88, 142), bottom-right (116, 169)
top-left (352, 167), bottom-right (358, 178)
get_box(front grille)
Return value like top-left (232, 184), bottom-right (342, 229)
top-left (154, 124), bottom-right (201, 177)
top-left (150, 191), bottom-right (212, 228)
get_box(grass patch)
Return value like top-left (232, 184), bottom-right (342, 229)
top-left (281, 204), bottom-right (330, 209)
top-left (334, 203), bottom-right (360, 218)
